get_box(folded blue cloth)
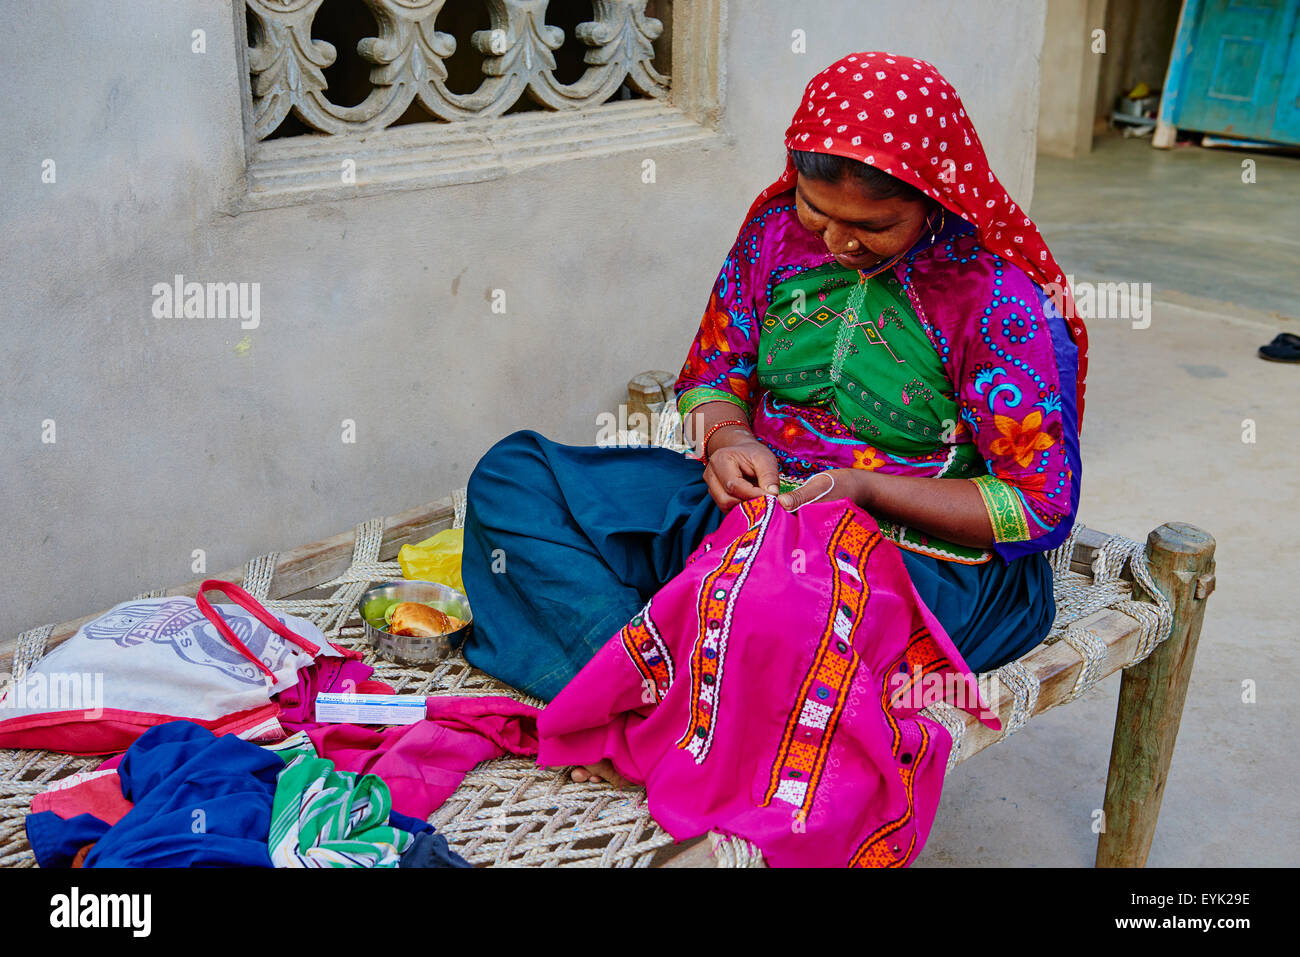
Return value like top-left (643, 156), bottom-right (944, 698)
top-left (80, 721), bottom-right (281, 867)
top-left (28, 723), bottom-right (474, 869)
top-left (25, 811), bottom-right (111, 868)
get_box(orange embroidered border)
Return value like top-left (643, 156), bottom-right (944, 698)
top-left (761, 511), bottom-right (881, 814)
top-left (846, 622), bottom-right (953, 867)
top-left (883, 626), bottom-right (955, 732)
top-left (620, 603), bottom-right (673, 705)
top-left (847, 721), bottom-right (932, 868)
top-left (676, 496), bottom-right (775, 764)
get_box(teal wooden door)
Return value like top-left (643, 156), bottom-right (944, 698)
top-left (1272, 20), bottom-right (1300, 141)
top-left (1170, 0), bottom-right (1300, 144)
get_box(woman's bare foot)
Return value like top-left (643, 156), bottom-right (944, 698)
top-left (569, 759), bottom-right (629, 788)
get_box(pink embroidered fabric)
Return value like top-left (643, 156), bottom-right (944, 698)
top-left (537, 494), bottom-right (1001, 867)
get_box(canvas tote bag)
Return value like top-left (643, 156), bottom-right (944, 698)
top-left (0, 580), bottom-right (345, 754)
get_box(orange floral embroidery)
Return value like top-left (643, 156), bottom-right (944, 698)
top-left (698, 297), bottom-right (731, 355)
top-left (852, 446), bottom-right (885, 470)
top-left (990, 411), bottom-right (1055, 468)
top-left (1014, 471), bottom-right (1047, 493)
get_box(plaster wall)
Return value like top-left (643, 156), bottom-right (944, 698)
top-left (1, 0), bottom-right (1046, 638)
top-left (1038, 0), bottom-right (1108, 157)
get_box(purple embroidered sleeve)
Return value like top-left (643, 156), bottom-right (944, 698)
top-left (901, 239), bottom-right (1080, 554)
top-left (674, 207), bottom-right (784, 419)
top-left (955, 266), bottom-right (1078, 547)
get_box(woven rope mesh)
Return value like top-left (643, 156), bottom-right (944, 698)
top-left (0, 506), bottom-right (684, 868)
top-left (1, 429), bottom-right (1173, 867)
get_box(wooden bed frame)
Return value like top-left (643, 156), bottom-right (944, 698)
top-left (1, 380), bottom-right (1217, 868)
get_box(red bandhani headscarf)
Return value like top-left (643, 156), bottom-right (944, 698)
top-left (747, 52), bottom-right (1088, 427)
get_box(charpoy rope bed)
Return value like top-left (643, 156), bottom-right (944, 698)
top-left (0, 391), bottom-right (1216, 868)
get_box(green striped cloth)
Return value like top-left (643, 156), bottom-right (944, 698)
top-left (266, 733), bottom-right (414, 868)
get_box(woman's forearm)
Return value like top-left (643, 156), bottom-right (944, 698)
top-left (853, 471), bottom-right (995, 548)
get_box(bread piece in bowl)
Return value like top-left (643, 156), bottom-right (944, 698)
top-left (388, 602), bottom-right (464, 637)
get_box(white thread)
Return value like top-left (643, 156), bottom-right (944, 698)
top-left (784, 473), bottom-right (836, 512)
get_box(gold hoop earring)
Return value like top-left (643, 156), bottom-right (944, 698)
top-left (927, 207), bottom-right (945, 244)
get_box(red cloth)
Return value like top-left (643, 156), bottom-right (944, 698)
top-left (30, 768), bottom-right (133, 825)
top-left (745, 51), bottom-right (1088, 426)
top-left (71, 844), bottom-right (95, 868)
top-left (304, 696), bottom-right (541, 821)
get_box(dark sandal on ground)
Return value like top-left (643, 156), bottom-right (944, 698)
top-left (1258, 332), bottom-right (1300, 362)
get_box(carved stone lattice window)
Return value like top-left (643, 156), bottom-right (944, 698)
top-left (236, 0), bottom-right (724, 210)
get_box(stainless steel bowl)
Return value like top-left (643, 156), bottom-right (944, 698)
top-left (357, 579), bottom-right (472, 665)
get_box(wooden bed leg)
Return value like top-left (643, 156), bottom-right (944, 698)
top-left (1096, 522), bottom-right (1216, 867)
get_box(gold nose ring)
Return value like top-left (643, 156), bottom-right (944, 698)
top-left (846, 239), bottom-right (859, 250)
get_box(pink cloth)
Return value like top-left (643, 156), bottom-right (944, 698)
top-left (305, 697), bottom-right (541, 821)
top-left (275, 647), bottom-right (541, 821)
top-left (30, 768), bottom-right (133, 825)
top-left (537, 494), bottom-right (1002, 867)
top-left (274, 654), bottom-right (393, 731)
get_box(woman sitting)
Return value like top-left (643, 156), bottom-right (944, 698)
top-left (459, 52), bottom-right (1085, 787)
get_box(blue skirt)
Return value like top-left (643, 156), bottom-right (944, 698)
top-left (461, 430), bottom-right (1055, 701)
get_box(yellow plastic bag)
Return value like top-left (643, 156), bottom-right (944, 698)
top-left (397, 527), bottom-right (465, 593)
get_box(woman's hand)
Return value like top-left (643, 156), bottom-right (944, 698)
top-left (703, 430), bottom-right (782, 512)
top-left (776, 469), bottom-right (869, 512)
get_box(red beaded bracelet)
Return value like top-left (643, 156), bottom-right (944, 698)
top-left (699, 418), bottom-right (751, 466)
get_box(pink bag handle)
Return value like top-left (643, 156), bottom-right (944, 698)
top-left (195, 579), bottom-right (322, 682)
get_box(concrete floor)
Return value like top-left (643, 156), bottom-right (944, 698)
top-left (915, 134), bottom-right (1300, 867)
